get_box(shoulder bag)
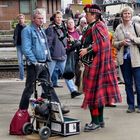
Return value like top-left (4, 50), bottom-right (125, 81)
top-left (133, 23), bottom-right (140, 52)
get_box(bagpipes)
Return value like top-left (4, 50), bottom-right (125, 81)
top-left (80, 44), bottom-right (95, 66)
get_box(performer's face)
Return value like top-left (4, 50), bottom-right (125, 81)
top-left (85, 12), bottom-right (96, 24)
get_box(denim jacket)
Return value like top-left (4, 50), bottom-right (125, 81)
top-left (21, 23), bottom-right (51, 64)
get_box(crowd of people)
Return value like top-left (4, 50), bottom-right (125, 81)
top-left (12, 4), bottom-right (140, 133)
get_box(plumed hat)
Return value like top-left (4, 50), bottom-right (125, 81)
top-left (84, 4), bottom-right (101, 14)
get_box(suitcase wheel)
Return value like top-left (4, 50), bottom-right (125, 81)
top-left (22, 122), bottom-right (34, 135)
top-left (39, 126), bottom-right (51, 140)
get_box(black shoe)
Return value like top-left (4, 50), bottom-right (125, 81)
top-left (53, 85), bottom-right (63, 88)
top-left (99, 122), bottom-right (105, 128)
top-left (71, 91), bottom-right (82, 98)
top-left (84, 123), bottom-right (100, 132)
top-left (61, 106), bottom-right (70, 114)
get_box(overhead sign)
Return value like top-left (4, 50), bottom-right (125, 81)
top-left (82, 0), bottom-right (92, 4)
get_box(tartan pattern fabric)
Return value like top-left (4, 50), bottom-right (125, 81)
top-left (81, 21), bottom-right (122, 109)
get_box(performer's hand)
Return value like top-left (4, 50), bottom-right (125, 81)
top-left (79, 48), bottom-right (88, 58)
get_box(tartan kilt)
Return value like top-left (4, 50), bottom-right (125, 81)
top-left (81, 20), bottom-right (122, 110)
top-left (81, 58), bottom-right (122, 109)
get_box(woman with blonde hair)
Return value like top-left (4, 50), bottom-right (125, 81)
top-left (114, 6), bottom-right (140, 113)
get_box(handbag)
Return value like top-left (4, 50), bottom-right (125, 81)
top-left (63, 52), bottom-right (75, 80)
top-left (80, 22), bottom-right (96, 66)
top-left (9, 109), bottom-right (30, 135)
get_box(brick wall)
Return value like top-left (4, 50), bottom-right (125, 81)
top-left (0, 22), bottom-right (11, 30)
top-left (0, 0), bottom-right (61, 31)
top-left (0, 1), bottom-right (19, 20)
top-left (0, 0), bottom-right (19, 30)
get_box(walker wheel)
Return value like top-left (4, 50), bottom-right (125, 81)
top-left (39, 126), bottom-right (51, 140)
top-left (22, 122), bottom-right (34, 135)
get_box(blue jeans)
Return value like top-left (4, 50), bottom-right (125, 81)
top-left (51, 66), bottom-right (62, 86)
top-left (48, 59), bottom-right (77, 93)
top-left (120, 58), bottom-right (140, 109)
top-left (16, 46), bottom-right (24, 80)
top-left (51, 68), bottom-right (58, 86)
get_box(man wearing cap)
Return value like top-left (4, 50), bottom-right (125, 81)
top-left (79, 4), bottom-right (122, 132)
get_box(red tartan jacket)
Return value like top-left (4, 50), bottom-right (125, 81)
top-left (81, 20), bottom-right (122, 109)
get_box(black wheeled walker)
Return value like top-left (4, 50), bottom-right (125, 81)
top-left (22, 66), bottom-right (81, 140)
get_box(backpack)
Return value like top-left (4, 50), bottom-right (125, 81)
top-left (9, 109), bottom-right (30, 135)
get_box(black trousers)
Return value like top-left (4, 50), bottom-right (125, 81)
top-left (19, 64), bottom-right (60, 110)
